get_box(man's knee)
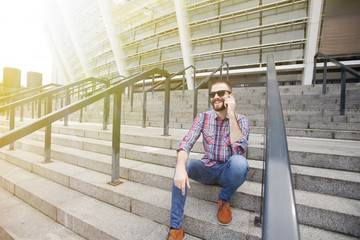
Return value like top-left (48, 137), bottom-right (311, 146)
top-left (185, 158), bottom-right (201, 177)
top-left (229, 155), bottom-right (249, 177)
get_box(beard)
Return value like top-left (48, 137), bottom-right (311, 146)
top-left (211, 98), bottom-right (226, 111)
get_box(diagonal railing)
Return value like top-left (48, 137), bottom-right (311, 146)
top-left (0, 85), bottom-right (38, 98)
top-left (193, 61), bottom-right (229, 119)
top-left (260, 55), bottom-right (300, 240)
top-left (0, 83), bottom-right (62, 121)
top-left (0, 77), bottom-right (108, 150)
top-left (313, 52), bottom-right (360, 115)
top-left (0, 68), bottom-right (170, 185)
top-left (0, 83), bottom-right (61, 105)
top-left (142, 65), bottom-right (196, 130)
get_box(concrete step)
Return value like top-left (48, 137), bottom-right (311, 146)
top-left (18, 130), bottom-right (360, 200)
top-left (124, 105), bottom-right (360, 121)
top-left (23, 122), bottom-right (360, 173)
top-left (121, 112), bottom-right (360, 133)
top-left (0, 149), bottom-right (359, 239)
top-left (0, 121), bottom-right (359, 173)
top-left (126, 100), bottom-right (360, 113)
top-left (0, 159), bottom-right (185, 240)
top-left (0, 154), bottom-right (250, 240)
top-left (0, 187), bottom-right (85, 240)
top-left (4, 129), bottom-right (360, 236)
top-left (256, 126), bottom-right (360, 141)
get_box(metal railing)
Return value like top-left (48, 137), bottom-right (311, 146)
top-left (193, 61), bottom-right (229, 119)
top-left (0, 78), bottom-right (108, 147)
top-left (0, 68), bottom-right (169, 185)
top-left (312, 52), bottom-right (360, 115)
top-left (0, 83), bottom-right (61, 105)
top-left (260, 55), bottom-right (300, 240)
top-left (0, 86), bottom-right (34, 98)
top-left (142, 65), bottom-right (196, 131)
top-left (0, 84), bottom-right (62, 121)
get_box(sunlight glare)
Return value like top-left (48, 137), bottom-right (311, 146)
top-left (0, 0), bottom-right (52, 86)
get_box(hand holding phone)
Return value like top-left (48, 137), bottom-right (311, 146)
top-left (224, 94), bottom-right (236, 114)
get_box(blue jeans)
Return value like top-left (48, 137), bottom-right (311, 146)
top-left (169, 155), bottom-right (249, 229)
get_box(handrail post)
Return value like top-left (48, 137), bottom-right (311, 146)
top-left (38, 98), bottom-right (42, 118)
top-left (193, 68), bottom-right (197, 120)
top-left (323, 60), bottom-right (327, 94)
top-left (340, 70), bottom-right (346, 115)
top-left (9, 107), bottom-right (15, 150)
top-left (20, 105), bottom-right (24, 121)
top-left (43, 95), bottom-right (53, 163)
top-left (220, 64), bottom-right (223, 81)
top-left (103, 82), bottom-right (110, 130)
top-left (64, 89), bottom-right (70, 126)
top-left (312, 55), bottom-right (317, 86)
top-left (163, 76), bottom-right (170, 136)
top-left (315, 51), bottom-right (360, 115)
top-left (143, 84), bottom-right (147, 128)
top-left (207, 78), bottom-right (212, 110)
top-left (109, 88), bottom-right (123, 186)
top-left (130, 84), bottom-right (134, 112)
top-left (193, 87), bottom-right (198, 120)
top-left (182, 72), bottom-right (185, 98)
top-left (152, 75), bottom-right (155, 97)
top-left (32, 101), bottom-right (34, 119)
top-left (226, 62), bottom-right (229, 82)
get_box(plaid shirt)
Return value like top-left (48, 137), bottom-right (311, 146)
top-left (178, 110), bottom-right (250, 166)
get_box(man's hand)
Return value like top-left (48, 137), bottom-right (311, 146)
top-left (225, 94), bottom-right (243, 144)
top-left (225, 94), bottom-right (236, 116)
top-left (174, 166), bottom-right (190, 195)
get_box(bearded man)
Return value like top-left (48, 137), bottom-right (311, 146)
top-left (167, 80), bottom-right (250, 240)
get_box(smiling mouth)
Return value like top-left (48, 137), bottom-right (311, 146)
top-left (212, 99), bottom-right (224, 104)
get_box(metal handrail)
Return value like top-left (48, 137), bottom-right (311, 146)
top-left (142, 65), bottom-right (196, 128)
top-left (312, 52), bottom-right (360, 115)
top-left (193, 61), bottom-right (229, 119)
top-left (262, 55), bottom-right (300, 240)
top-left (0, 78), bottom-right (106, 113)
top-left (0, 68), bottom-right (169, 185)
top-left (0, 83), bottom-right (61, 104)
top-left (0, 78), bottom-right (108, 137)
top-left (0, 86), bottom-right (29, 97)
top-left (0, 83), bottom-right (62, 122)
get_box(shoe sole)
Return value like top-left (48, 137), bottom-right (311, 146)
top-left (217, 219), bottom-right (231, 226)
top-left (167, 232), bottom-right (186, 240)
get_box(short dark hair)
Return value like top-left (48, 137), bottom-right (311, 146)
top-left (211, 80), bottom-right (232, 91)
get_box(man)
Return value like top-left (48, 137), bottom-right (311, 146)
top-left (167, 80), bottom-right (250, 240)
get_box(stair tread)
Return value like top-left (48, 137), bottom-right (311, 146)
top-left (1, 147), bottom-right (359, 239)
top-left (0, 187), bottom-right (85, 240)
top-left (0, 160), bottom-right (177, 240)
top-left (0, 157), bottom-right (255, 239)
top-left (48, 122), bottom-right (360, 158)
top-left (21, 131), bottom-right (360, 184)
top-left (2, 145), bottom-right (359, 219)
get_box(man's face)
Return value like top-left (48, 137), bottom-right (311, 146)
top-left (210, 83), bottom-right (232, 111)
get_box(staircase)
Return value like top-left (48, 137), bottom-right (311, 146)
top-left (0, 83), bottom-right (359, 239)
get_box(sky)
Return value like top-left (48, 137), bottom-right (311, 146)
top-left (0, 0), bottom-right (52, 86)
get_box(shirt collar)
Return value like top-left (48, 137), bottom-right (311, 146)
top-left (210, 110), bottom-right (229, 120)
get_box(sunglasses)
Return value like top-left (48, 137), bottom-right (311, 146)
top-left (209, 90), bottom-right (232, 98)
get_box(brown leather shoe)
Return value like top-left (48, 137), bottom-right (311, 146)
top-left (217, 200), bottom-right (232, 225)
top-left (167, 227), bottom-right (186, 240)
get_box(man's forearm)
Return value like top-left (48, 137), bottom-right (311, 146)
top-left (228, 114), bottom-right (243, 144)
top-left (174, 150), bottom-right (190, 195)
top-left (176, 150), bottom-right (189, 169)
